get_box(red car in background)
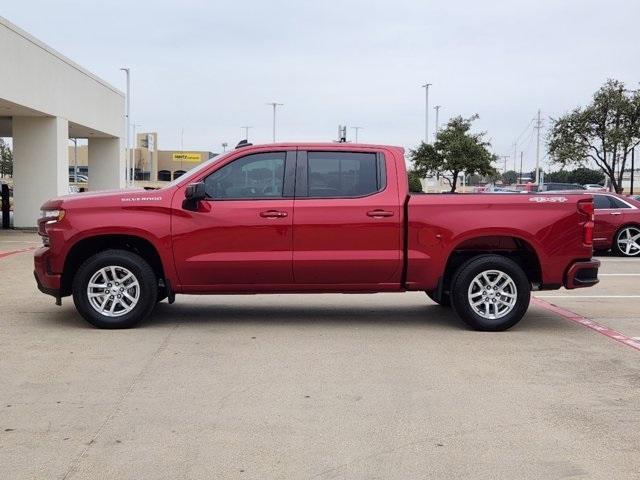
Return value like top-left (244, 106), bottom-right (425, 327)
top-left (591, 193), bottom-right (640, 256)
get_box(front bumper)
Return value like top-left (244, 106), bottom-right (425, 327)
top-left (34, 246), bottom-right (61, 298)
top-left (564, 259), bottom-right (600, 289)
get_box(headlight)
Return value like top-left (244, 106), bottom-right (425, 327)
top-left (40, 209), bottom-right (65, 224)
top-left (38, 209), bottom-right (65, 244)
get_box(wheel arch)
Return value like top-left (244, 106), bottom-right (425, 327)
top-left (440, 235), bottom-right (542, 296)
top-left (61, 234), bottom-right (166, 297)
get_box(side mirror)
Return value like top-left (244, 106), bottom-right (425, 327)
top-left (183, 182), bottom-right (206, 210)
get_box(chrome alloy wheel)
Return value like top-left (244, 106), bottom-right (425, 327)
top-left (467, 269), bottom-right (518, 320)
top-left (616, 226), bottom-right (640, 256)
top-left (86, 266), bottom-right (140, 317)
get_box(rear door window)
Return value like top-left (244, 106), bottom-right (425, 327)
top-left (300, 152), bottom-right (384, 198)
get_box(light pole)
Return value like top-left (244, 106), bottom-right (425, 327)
top-left (241, 126), bottom-right (252, 141)
top-left (221, 142), bottom-right (228, 152)
top-left (266, 102), bottom-right (283, 142)
top-left (120, 68), bottom-right (131, 187)
top-left (421, 83), bottom-right (431, 143)
top-left (351, 126), bottom-right (363, 143)
top-left (434, 105), bottom-right (441, 142)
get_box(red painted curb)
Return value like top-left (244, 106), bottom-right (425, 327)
top-left (532, 297), bottom-right (640, 352)
top-left (0, 246), bottom-right (36, 260)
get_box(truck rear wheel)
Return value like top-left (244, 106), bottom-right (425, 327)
top-left (72, 249), bottom-right (158, 329)
top-left (449, 255), bottom-right (530, 331)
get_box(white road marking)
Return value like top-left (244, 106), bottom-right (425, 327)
top-left (598, 273), bottom-right (640, 276)
top-left (536, 295), bottom-right (640, 298)
top-left (597, 258), bottom-right (640, 262)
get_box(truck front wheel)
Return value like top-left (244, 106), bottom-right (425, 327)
top-left (449, 255), bottom-right (530, 331)
top-left (72, 249), bottom-right (158, 329)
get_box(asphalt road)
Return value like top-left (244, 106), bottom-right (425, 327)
top-left (1, 231), bottom-right (639, 480)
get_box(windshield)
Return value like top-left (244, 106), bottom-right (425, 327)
top-left (164, 151), bottom-right (233, 188)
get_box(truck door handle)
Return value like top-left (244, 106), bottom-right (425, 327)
top-left (367, 209), bottom-right (394, 218)
top-left (610, 212), bottom-right (622, 215)
top-left (260, 210), bottom-right (288, 218)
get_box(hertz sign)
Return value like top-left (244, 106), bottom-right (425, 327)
top-left (172, 153), bottom-right (201, 162)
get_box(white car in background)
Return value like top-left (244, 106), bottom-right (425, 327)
top-left (584, 184), bottom-right (607, 192)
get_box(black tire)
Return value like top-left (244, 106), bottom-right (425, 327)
top-left (449, 255), bottom-right (530, 331)
top-left (426, 291), bottom-right (451, 307)
top-left (612, 226), bottom-right (640, 257)
top-left (72, 249), bottom-right (158, 328)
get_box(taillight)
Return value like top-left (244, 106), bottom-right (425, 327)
top-left (577, 199), bottom-right (594, 246)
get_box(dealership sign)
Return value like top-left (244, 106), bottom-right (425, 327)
top-left (172, 153), bottom-right (201, 162)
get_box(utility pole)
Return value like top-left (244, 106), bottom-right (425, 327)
top-left (351, 126), bottom-right (363, 143)
top-left (241, 126), bottom-right (252, 141)
top-left (501, 155), bottom-right (509, 174)
top-left (180, 128), bottom-right (184, 151)
top-left (434, 105), bottom-right (441, 142)
top-left (520, 151), bottom-right (523, 184)
top-left (534, 109), bottom-right (542, 185)
top-left (421, 83), bottom-right (431, 143)
top-left (120, 67), bottom-right (131, 187)
top-left (266, 102), bottom-right (283, 142)
top-left (221, 142), bottom-right (228, 152)
top-left (513, 142), bottom-right (517, 172)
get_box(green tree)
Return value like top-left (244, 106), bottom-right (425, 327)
top-left (548, 79), bottom-right (640, 193)
top-left (410, 115), bottom-right (498, 192)
top-left (568, 167), bottom-right (604, 185)
top-left (544, 170), bottom-right (570, 183)
top-left (0, 139), bottom-right (12, 178)
top-left (407, 170), bottom-right (423, 193)
top-left (501, 170), bottom-right (517, 185)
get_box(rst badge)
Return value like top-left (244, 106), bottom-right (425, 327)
top-left (528, 196), bottom-right (568, 203)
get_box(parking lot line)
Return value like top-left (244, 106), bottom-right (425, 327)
top-left (0, 246), bottom-right (36, 260)
top-left (532, 298), bottom-right (640, 352)
top-left (598, 273), bottom-right (640, 276)
top-left (597, 259), bottom-right (640, 263)
top-left (536, 295), bottom-right (640, 298)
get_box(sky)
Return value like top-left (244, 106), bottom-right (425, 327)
top-left (2, 0), bottom-right (640, 172)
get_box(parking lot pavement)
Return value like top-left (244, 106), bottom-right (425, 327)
top-left (535, 255), bottom-right (640, 340)
top-left (0, 229), bottom-right (40, 252)
top-left (1, 233), bottom-right (640, 479)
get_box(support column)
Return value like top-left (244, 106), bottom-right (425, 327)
top-left (13, 116), bottom-right (68, 228)
top-left (88, 137), bottom-right (125, 191)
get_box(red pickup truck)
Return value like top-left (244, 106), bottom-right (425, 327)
top-left (34, 143), bottom-right (599, 331)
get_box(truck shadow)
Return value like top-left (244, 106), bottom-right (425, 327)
top-left (39, 298), bottom-right (569, 333)
top-left (140, 301), bottom-right (563, 333)
top-left (147, 302), bottom-right (460, 329)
